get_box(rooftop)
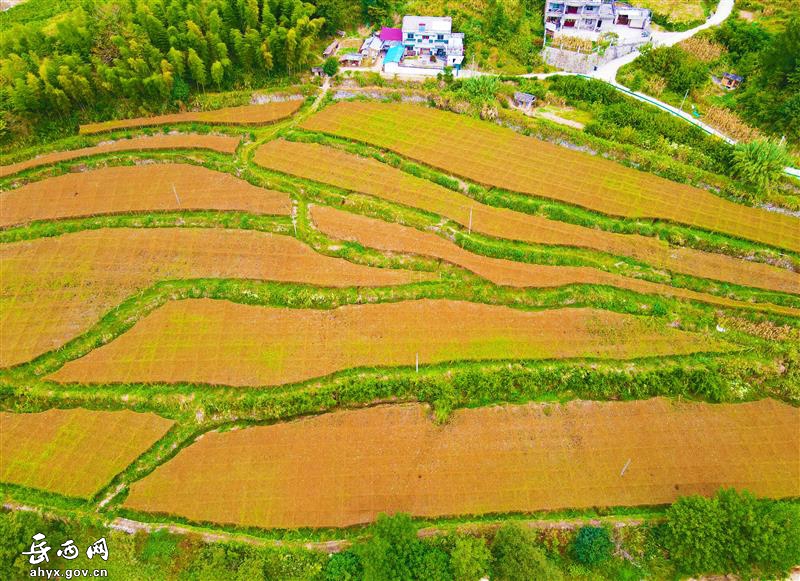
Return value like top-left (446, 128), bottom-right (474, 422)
top-left (384, 44), bottom-right (404, 64)
top-left (402, 15), bottom-right (453, 34)
top-left (380, 27), bottom-right (403, 42)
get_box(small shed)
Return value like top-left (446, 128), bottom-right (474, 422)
top-left (721, 72), bottom-right (743, 90)
top-left (323, 40), bottom-right (339, 58)
top-left (339, 53), bottom-right (364, 66)
top-left (311, 66), bottom-right (325, 77)
top-left (513, 92), bottom-right (537, 109)
top-left (383, 44), bottom-right (404, 73)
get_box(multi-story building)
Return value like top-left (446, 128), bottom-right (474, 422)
top-left (544, 0), bottom-right (651, 40)
top-left (401, 16), bottom-right (465, 68)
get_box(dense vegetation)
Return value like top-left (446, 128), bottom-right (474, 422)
top-left (0, 0), bottom-right (332, 145)
top-left (2, 490), bottom-right (798, 580)
top-left (619, 14), bottom-right (800, 147)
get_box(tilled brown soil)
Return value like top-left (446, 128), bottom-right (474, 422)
top-left (122, 399), bottom-right (799, 528)
top-left (1, 228), bottom-right (430, 366)
top-left (79, 100), bottom-right (303, 134)
top-left (49, 299), bottom-right (730, 387)
top-left (0, 164), bottom-right (291, 227)
top-left (310, 204), bottom-right (800, 316)
top-left (301, 102), bottom-right (800, 252)
top-left (0, 134), bottom-right (240, 178)
top-left (1, 408), bottom-right (173, 498)
top-left (255, 139), bottom-right (800, 296)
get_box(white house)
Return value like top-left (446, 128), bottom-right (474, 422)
top-left (544, 0), bottom-right (650, 41)
top-left (401, 16), bottom-right (465, 67)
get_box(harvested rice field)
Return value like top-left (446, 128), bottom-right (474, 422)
top-left (1, 228), bottom-right (429, 366)
top-left (0, 133), bottom-right (240, 178)
top-left (311, 205), bottom-right (800, 316)
top-left (49, 299), bottom-right (730, 387)
top-left (302, 102), bottom-right (800, 252)
top-left (256, 140), bottom-right (800, 295)
top-left (0, 164), bottom-right (291, 227)
top-left (79, 99), bottom-right (303, 134)
top-left (1, 408), bottom-right (173, 498)
top-left (122, 399), bottom-right (799, 528)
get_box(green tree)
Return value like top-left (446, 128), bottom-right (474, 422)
top-left (322, 55), bottom-right (339, 76)
top-left (730, 139), bottom-right (790, 191)
top-left (665, 489), bottom-right (800, 577)
top-left (492, 523), bottom-right (563, 581)
top-left (211, 60), bottom-right (225, 87)
top-left (450, 535), bottom-right (492, 581)
top-left (357, 513), bottom-right (419, 581)
top-left (571, 526), bottom-right (613, 565)
top-left (187, 47), bottom-right (207, 87)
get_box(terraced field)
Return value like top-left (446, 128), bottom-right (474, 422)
top-left (0, 133), bottom-right (240, 178)
top-left (2, 91), bottom-right (799, 559)
top-left (49, 299), bottom-right (730, 387)
top-left (80, 99), bottom-right (303, 134)
top-left (1, 164), bottom-right (291, 227)
top-left (1, 408), bottom-right (173, 498)
top-left (122, 399), bottom-right (799, 528)
top-left (301, 102), bottom-right (800, 252)
top-left (1, 228), bottom-right (429, 366)
top-left (256, 139), bottom-right (800, 296)
top-left (311, 205), bottom-right (800, 316)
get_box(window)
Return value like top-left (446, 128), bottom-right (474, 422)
top-left (437, 34), bottom-right (444, 40)
top-left (418, 23), bottom-right (426, 31)
top-left (407, 33), bottom-right (414, 39)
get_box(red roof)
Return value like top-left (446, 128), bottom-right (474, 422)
top-left (380, 27), bottom-right (403, 42)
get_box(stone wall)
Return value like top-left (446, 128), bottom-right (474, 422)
top-left (543, 42), bottom-right (646, 73)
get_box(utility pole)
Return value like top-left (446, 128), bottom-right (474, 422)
top-left (468, 207), bottom-right (473, 234)
top-left (679, 88), bottom-right (689, 112)
top-left (172, 184), bottom-right (181, 207)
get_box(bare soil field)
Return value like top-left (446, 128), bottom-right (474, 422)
top-left (311, 205), bottom-right (800, 316)
top-left (301, 102), bottom-right (800, 252)
top-left (255, 140), bottom-right (800, 296)
top-left (1, 408), bottom-right (173, 498)
top-left (49, 299), bottom-right (730, 387)
top-left (79, 100), bottom-right (303, 134)
top-left (0, 134), bottom-right (240, 178)
top-left (122, 399), bottom-right (799, 528)
top-left (0, 164), bottom-right (291, 227)
top-left (1, 228), bottom-right (429, 367)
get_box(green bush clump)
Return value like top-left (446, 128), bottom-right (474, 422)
top-left (323, 550), bottom-right (363, 580)
top-left (450, 534), bottom-right (492, 581)
top-left (730, 139), bottom-right (791, 191)
top-left (664, 488), bottom-right (800, 577)
top-left (548, 75), bottom-right (622, 105)
top-left (571, 526), bottom-right (614, 565)
top-left (491, 523), bottom-right (563, 581)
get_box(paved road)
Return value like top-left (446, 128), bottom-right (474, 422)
top-left (592, 0), bottom-right (735, 82)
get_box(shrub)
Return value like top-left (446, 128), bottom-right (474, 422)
top-left (664, 488), bottom-right (800, 577)
top-left (572, 526), bottom-right (614, 565)
top-left (730, 139), bottom-right (790, 191)
top-left (492, 523), bottom-right (564, 581)
top-left (548, 75), bottom-right (622, 105)
top-left (323, 551), bottom-right (363, 580)
top-left (450, 535), bottom-right (492, 581)
top-left (323, 57), bottom-right (339, 77)
top-left (357, 513), bottom-right (453, 580)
